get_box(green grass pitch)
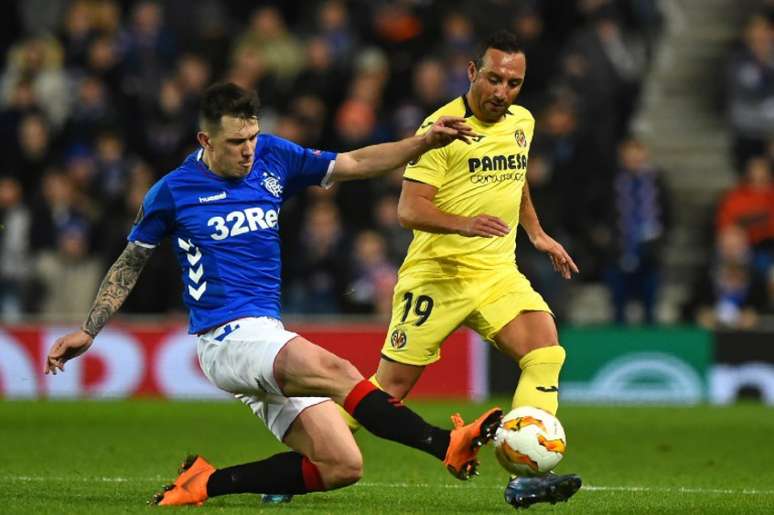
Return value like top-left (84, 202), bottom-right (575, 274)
top-left (1, 399), bottom-right (773, 513)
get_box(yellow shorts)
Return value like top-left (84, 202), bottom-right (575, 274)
top-left (381, 267), bottom-right (551, 366)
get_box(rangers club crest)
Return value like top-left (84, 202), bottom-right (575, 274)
top-left (261, 172), bottom-right (284, 198)
top-left (390, 328), bottom-right (407, 350)
top-left (514, 128), bottom-right (527, 148)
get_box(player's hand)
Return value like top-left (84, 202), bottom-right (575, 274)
top-left (423, 116), bottom-right (478, 148)
top-left (459, 214), bottom-right (511, 238)
top-left (44, 330), bottom-right (94, 375)
top-left (531, 232), bottom-right (579, 279)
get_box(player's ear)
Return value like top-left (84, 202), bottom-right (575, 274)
top-left (196, 131), bottom-right (213, 151)
top-left (467, 61), bottom-right (477, 82)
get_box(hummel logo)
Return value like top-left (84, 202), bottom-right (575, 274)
top-left (536, 385), bottom-right (559, 393)
top-left (199, 191), bottom-right (227, 203)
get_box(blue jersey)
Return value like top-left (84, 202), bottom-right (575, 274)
top-left (127, 134), bottom-right (337, 334)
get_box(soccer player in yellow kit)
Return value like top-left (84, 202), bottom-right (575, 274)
top-left (344, 30), bottom-right (582, 509)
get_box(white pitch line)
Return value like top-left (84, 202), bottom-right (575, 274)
top-left (2, 477), bottom-right (774, 496)
top-left (359, 482), bottom-right (774, 496)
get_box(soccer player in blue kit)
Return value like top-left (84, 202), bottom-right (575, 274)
top-left (44, 82), bottom-right (503, 506)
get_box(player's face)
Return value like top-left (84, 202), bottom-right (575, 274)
top-left (205, 116), bottom-right (260, 179)
top-left (468, 49), bottom-right (526, 122)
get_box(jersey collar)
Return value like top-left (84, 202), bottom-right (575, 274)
top-left (460, 94), bottom-right (514, 123)
top-left (460, 95), bottom-right (474, 118)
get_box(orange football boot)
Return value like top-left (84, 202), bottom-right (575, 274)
top-left (150, 455), bottom-right (215, 506)
top-left (443, 407), bottom-right (503, 480)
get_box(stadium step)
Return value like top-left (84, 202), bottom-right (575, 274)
top-left (621, 0), bottom-right (756, 322)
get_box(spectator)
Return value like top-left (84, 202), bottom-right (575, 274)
top-left (35, 219), bottom-right (102, 319)
top-left (291, 37), bottom-right (342, 105)
top-left (332, 98), bottom-right (382, 229)
top-left (225, 43), bottom-right (279, 111)
top-left (236, 6), bottom-right (305, 87)
top-left (0, 36), bottom-right (70, 128)
top-left (603, 138), bottom-right (671, 325)
top-left (0, 175), bottom-right (31, 320)
top-left (715, 156), bottom-right (774, 273)
top-left (85, 35), bottom-right (126, 102)
top-left (175, 53), bottom-right (211, 113)
top-left (510, 3), bottom-right (559, 110)
top-left (91, 0), bottom-right (123, 37)
top-left (683, 225), bottom-right (768, 329)
top-left (411, 59), bottom-right (451, 113)
top-left (9, 112), bottom-right (55, 200)
top-left (371, 0), bottom-right (425, 72)
top-left (0, 1), bottom-right (663, 320)
top-left (18, 0), bottom-right (67, 37)
top-left (373, 193), bottom-right (412, 267)
top-left (29, 169), bottom-right (82, 253)
top-left (273, 113), bottom-right (306, 145)
top-left (60, 0), bottom-right (98, 71)
top-left (344, 230), bottom-right (397, 317)
top-left (0, 79), bottom-right (40, 156)
top-left (560, 5), bottom-right (646, 189)
top-left (140, 77), bottom-right (194, 173)
top-left (62, 144), bottom-right (100, 222)
top-left (94, 130), bottom-right (133, 203)
top-left (436, 10), bottom-right (476, 96)
top-left (284, 200), bottom-right (349, 314)
top-left (727, 14), bottom-right (774, 172)
top-left (122, 1), bottom-right (177, 108)
top-left (287, 94), bottom-right (329, 147)
top-left (179, 0), bottom-right (232, 77)
top-left (63, 75), bottom-right (121, 147)
top-left (316, 0), bottom-right (356, 66)
top-left (515, 154), bottom-right (572, 322)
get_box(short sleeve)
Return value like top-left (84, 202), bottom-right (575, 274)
top-left (272, 136), bottom-right (337, 197)
top-left (403, 121), bottom-right (448, 188)
top-left (127, 179), bottom-right (175, 247)
top-left (524, 114), bottom-right (536, 148)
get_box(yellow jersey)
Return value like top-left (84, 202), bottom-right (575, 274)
top-left (400, 95), bottom-right (534, 276)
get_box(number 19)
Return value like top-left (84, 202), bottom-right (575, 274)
top-left (400, 292), bottom-right (434, 326)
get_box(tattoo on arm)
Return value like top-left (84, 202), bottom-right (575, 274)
top-left (82, 243), bottom-right (154, 337)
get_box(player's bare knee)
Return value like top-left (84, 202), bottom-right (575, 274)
top-left (318, 453), bottom-right (363, 488)
top-left (320, 354), bottom-right (362, 383)
top-left (336, 452), bottom-right (364, 486)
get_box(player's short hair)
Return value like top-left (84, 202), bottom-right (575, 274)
top-left (199, 82), bottom-right (260, 133)
top-left (474, 30), bottom-right (524, 69)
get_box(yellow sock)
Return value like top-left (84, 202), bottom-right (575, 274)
top-left (511, 345), bottom-right (566, 415)
top-left (338, 375), bottom-right (383, 431)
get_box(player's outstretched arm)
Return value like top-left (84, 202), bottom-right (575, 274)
top-left (519, 182), bottom-right (579, 279)
top-left (329, 116), bottom-right (476, 183)
top-left (44, 242), bottom-right (154, 374)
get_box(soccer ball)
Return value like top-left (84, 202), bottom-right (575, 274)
top-left (493, 406), bottom-right (567, 476)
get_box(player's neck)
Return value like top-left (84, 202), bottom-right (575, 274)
top-left (464, 92), bottom-right (503, 124)
top-left (201, 150), bottom-right (226, 178)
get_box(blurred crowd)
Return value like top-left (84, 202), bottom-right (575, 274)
top-left (680, 5), bottom-right (774, 330)
top-left (4, 0), bottom-right (766, 328)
